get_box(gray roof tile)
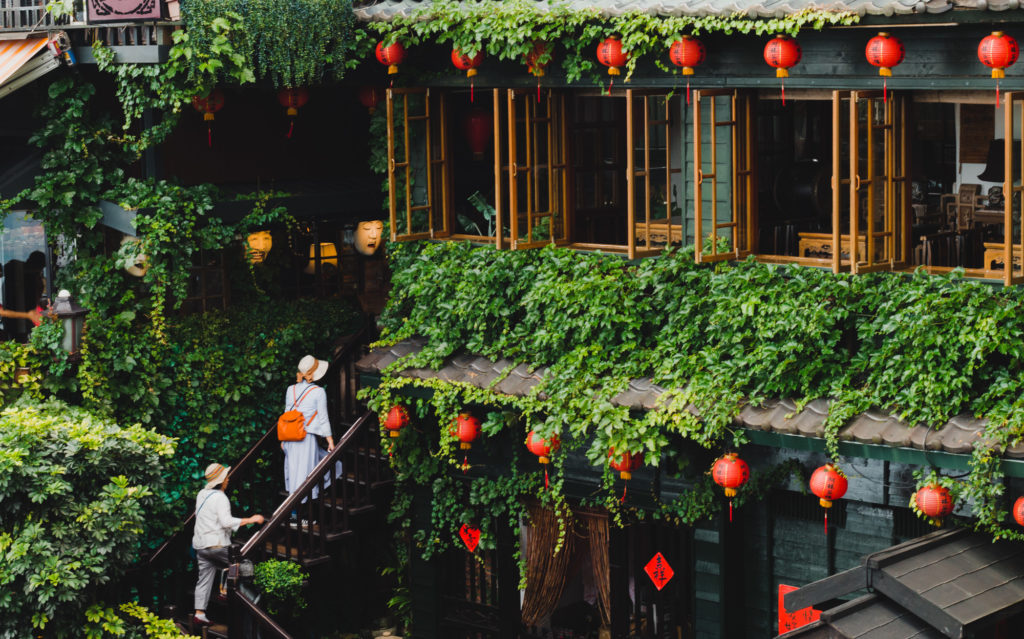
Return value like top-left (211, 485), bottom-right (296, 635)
top-left (353, 0), bottom-right (959, 22)
top-left (359, 339), bottom-right (1020, 460)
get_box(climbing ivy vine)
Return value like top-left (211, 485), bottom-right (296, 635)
top-left (361, 239), bottom-right (1024, 582)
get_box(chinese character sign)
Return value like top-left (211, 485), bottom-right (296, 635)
top-left (778, 584), bottom-right (821, 635)
top-left (644, 552), bottom-right (674, 591)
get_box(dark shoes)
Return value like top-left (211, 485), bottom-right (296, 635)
top-left (193, 615), bottom-right (213, 627)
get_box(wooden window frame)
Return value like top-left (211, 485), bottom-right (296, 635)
top-left (628, 89), bottom-right (684, 260)
top-left (997, 92), bottom-right (1024, 285)
top-left (387, 87), bottom-right (449, 242)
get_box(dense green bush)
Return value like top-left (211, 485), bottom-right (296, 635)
top-left (0, 398), bottom-right (174, 636)
top-left (254, 559), bottom-right (308, 616)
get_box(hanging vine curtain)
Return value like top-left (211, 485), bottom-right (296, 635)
top-left (521, 502), bottom-right (576, 627)
top-left (579, 509), bottom-right (611, 629)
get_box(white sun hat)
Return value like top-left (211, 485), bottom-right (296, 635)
top-left (297, 354), bottom-right (328, 381)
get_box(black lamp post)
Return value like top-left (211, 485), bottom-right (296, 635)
top-left (53, 289), bottom-right (87, 360)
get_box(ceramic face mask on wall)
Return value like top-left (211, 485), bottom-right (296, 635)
top-left (246, 231), bottom-right (273, 263)
top-left (120, 235), bottom-right (149, 277)
top-left (354, 220), bottom-right (384, 256)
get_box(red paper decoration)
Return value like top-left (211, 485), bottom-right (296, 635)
top-left (451, 413), bottom-right (481, 450)
top-left (451, 48), bottom-right (483, 77)
top-left (525, 430), bottom-right (559, 464)
top-left (809, 464), bottom-right (848, 507)
top-left (191, 88), bottom-right (225, 121)
top-left (459, 523), bottom-right (480, 552)
top-left (979, 31), bottom-right (1019, 78)
top-left (609, 449), bottom-right (643, 480)
top-left (711, 453), bottom-right (749, 497)
top-left (524, 41), bottom-right (549, 77)
top-left (915, 484), bottom-right (954, 526)
top-left (763, 35), bottom-right (801, 78)
top-left (644, 552), bottom-right (674, 591)
top-left (464, 109), bottom-right (492, 159)
top-left (376, 41), bottom-right (406, 75)
top-left (357, 86), bottom-right (384, 114)
top-left (865, 32), bottom-right (905, 77)
top-left (384, 405), bottom-right (410, 438)
top-left (1014, 496), bottom-right (1024, 527)
top-left (597, 36), bottom-right (629, 76)
top-left (669, 36), bottom-right (705, 76)
top-left (277, 87), bottom-right (309, 116)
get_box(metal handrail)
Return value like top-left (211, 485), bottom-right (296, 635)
top-left (238, 410), bottom-right (378, 560)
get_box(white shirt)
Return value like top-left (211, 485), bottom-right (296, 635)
top-left (192, 489), bottom-right (241, 549)
top-left (283, 382), bottom-right (331, 438)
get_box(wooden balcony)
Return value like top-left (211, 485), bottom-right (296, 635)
top-left (0, 0), bottom-right (62, 33)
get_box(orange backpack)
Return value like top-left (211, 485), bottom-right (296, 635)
top-left (277, 385), bottom-right (317, 441)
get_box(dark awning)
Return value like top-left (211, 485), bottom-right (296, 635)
top-left (778, 528), bottom-right (1024, 639)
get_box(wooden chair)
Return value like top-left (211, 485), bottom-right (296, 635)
top-left (940, 184), bottom-right (981, 231)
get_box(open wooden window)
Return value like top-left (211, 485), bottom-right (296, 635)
top-left (839, 91), bottom-right (910, 273)
top-left (692, 89), bottom-right (756, 263)
top-left (386, 88), bottom-right (449, 241)
top-left (997, 93), bottom-right (1024, 285)
top-left (628, 90), bottom-right (683, 259)
top-left (502, 89), bottom-right (569, 249)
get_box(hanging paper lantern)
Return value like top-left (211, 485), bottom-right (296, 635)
top-left (384, 405), bottom-right (410, 438)
top-left (376, 41), bottom-right (406, 75)
top-left (277, 87), bottom-right (309, 116)
top-left (596, 36), bottom-right (629, 76)
top-left (526, 430), bottom-right (559, 464)
top-left (451, 48), bottom-right (483, 78)
top-left (763, 35), bottom-right (801, 78)
top-left (979, 31), bottom-right (1019, 79)
top-left (358, 86), bottom-right (384, 114)
top-left (914, 484), bottom-right (954, 527)
top-left (609, 449), bottom-right (643, 480)
top-left (810, 464), bottom-right (848, 508)
top-left (1013, 496), bottom-right (1024, 527)
top-left (451, 413), bottom-right (481, 450)
top-left (463, 109), bottom-right (492, 159)
top-left (712, 453), bottom-right (749, 522)
top-left (711, 453), bottom-right (749, 497)
top-left (865, 32), bottom-right (905, 77)
top-left (191, 88), bottom-right (225, 122)
top-left (524, 41), bottom-right (549, 77)
top-left (192, 88), bottom-right (225, 148)
top-left (669, 35), bottom-right (705, 76)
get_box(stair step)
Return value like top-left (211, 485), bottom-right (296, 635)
top-left (202, 624), bottom-right (228, 639)
top-left (263, 540), bottom-right (338, 567)
top-left (285, 521), bottom-right (356, 543)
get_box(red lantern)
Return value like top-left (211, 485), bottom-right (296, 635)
top-left (609, 449), bottom-right (643, 481)
top-left (451, 413), bottom-right (481, 450)
top-left (191, 88), bottom-right (225, 122)
top-left (526, 430), bottom-right (559, 464)
top-left (711, 453), bottom-right (749, 497)
top-left (1013, 496), bottom-right (1024, 527)
top-left (711, 453), bottom-right (749, 521)
top-left (669, 36), bottom-right (705, 76)
top-left (357, 86), bottom-right (383, 114)
top-left (277, 87), bottom-right (309, 116)
top-left (979, 31), bottom-right (1019, 79)
top-left (451, 48), bottom-right (483, 78)
top-left (376, 41), bottom-right (406, 75)
top-left (192, 88), bottom-right (224, 148)
top-left (914, 484), bottom-right (954, 527)
top-left (865, 32), bottom-right (905, 77)
top-left (524, 41), bottom-right (549, 77)
top-left (463, 109), bottom-right (491, 160)
top-left (384, 405), bottom-right (410, 438)
top-left (809, 464), bottom-right (848, 508)
top-left (597, 36), bottom-right (629, 77)
top-left (763, 35), bottom-right (801, 78)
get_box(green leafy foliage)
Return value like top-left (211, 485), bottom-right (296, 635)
top-left (254, 559), bottom-right (308, 616)
top-left (366, 0), bottom-right (858, 83)
top-left (369, 241), bottom-right (1024, 550)
top-left (0, 399), bottom-right (174, 637)
top-left (180, 0), bottom-right (356, 87)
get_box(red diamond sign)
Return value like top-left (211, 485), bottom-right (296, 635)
top-left (459, 524), bottom-right (480, 552)
top-left (644, 552), bottom-right (674, 591)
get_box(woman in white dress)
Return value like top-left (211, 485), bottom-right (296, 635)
top-left (282, 354), bottom-right (334, 496)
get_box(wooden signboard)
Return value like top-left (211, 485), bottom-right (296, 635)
top-left (87, 0), bottom-right (163, 22)
top-left (778, 584), bottom-right (821, 635)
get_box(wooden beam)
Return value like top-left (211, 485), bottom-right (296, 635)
top-left (783, 567), bottom-right (866, 612)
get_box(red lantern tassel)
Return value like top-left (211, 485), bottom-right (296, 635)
top-left (287, 120), bottom-right (294, 139)
top-left (781, 79), bottom-right (786, 107)
top-left (470, 82), bottom-right (474, 103)
top-left (997, 80), bottom-right (1001, 108)
top-left (544, 467), bottom-right (549, 491)
top-left (883, 79), bottom-right (887, 104)
top-left (537, 78), bottom-right (541, 103)
top-left (824, 511), bottom-right (828, 537)
top-left (462, 454), bottom-right (468, 473)
top-left (729, 500), bottom-right (733, 522)
top-left (620, 483), bottom-right (628, 503)
top-left (207, 125), bottom-right (212, 148)
top-left (686, 80), bottom-right (690, 105)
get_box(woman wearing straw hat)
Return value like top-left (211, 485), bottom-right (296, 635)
top-left (191, 462), bottom-right (264, 627)
top-left (282, 355), bottom-right (334, 496)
